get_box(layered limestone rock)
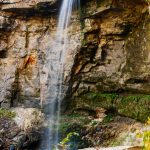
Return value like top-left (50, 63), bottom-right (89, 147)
top-left (67, 0), bottom-right (150, 121)
top-left (0, 0), bottom-right (81, 108)
top-left (71, 0), bottom-right (150, 94)
top-left (0, 0), bottom-right (57, 14)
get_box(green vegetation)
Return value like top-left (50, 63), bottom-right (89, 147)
top-left (78, 92), bottom-right (150, 122)
top-left (143, 130), bottom-right (150, 149)
top-left (58, 114), bottom-right (93, 149)
top-left (102, 114), bottom-right (114, 123)
top-left (145, 0), bottom-right (150, 3)
top-left (59, 93), bottom-right (150, 148)
top-left (0, 108), bottom-right (16, 119)
top-left (136, 117), bottom-right (150, 150)
top-left (87, 92), bottom-right (150, 102)
top-left (60, 132), bottom-right (79, 147)
top-left (53, 132), bottom-right (79, 150)
top-left (59, 114), bottom-right (89, 134)
top-left (86, 93), bottom-right (119, 103)
top-left (81, 39), bottom-right (88, 46)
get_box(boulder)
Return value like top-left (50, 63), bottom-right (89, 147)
top-left (0, 108), bottom-right (44, 149)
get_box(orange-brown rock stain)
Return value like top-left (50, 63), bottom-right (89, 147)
top-left (20, 53), bottom-right (37, 80)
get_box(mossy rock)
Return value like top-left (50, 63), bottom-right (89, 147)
top-left (0, 108), bottom-right (16, 119)
top-left (72, 93), bottom-right (150, 122)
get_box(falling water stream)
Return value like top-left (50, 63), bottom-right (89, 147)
top-left (39, 0), bottom-right (79, 149)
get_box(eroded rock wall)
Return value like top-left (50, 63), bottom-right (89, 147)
top-left (0, 0), bottom-right (81, 108)
top-left (67, 0), bottom-right (150, 121)
top-left (0, 9), bottom-right (56, 107)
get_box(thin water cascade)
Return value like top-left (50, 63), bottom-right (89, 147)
top-left (40, 0), bottom-right (80, 149)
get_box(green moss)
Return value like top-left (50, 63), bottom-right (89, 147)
top-left (59, 114), bottom-right (88, 134)
top-left (75, 92), bottom-right (150, 122)
top-left (102, 114), bottom-right (114, 123)
top-left (83, 93), bottom-right (118, 109)
top-left (86, 93), bottom-right (118, 100)
top-left (117, 95), bottom-right (150, 121)
top-left (0, 108), bottom-right (16, 119)
top-left (97, 93), bottom-right (119, 100)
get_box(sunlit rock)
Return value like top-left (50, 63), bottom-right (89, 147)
top-left (13, 107), bottom-right (44, 131)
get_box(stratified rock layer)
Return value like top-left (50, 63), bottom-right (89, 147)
top-left (71, 0), bottom-right (150, 95)
top-left (0, 0), bottom-right (81, 108)
top-left (67, 0), bottom-right (150, 121)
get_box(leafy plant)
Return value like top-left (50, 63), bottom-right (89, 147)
top-left (60, 132), bottom-right (79, 145)
top-left (147, 117), bottom-right (150, 124)
top-left (53, 132), bottom-right (79, 150)
top-left (143, 131), bottom-right (150, 150)
top-left (136, 117), bottom-right (150, 150)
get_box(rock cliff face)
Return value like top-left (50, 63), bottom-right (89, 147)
top-left (72, 0), bottom-right (150, 94)
top-left (67, 0), bottom-right (150, 121)
top-left (0, 0), bottom-right (57, 108)
top-left (0, 0), bottom-right (81, 108)
top-left (0, 0), bottom-right (150, 118)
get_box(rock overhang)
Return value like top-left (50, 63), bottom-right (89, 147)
top-left (0, 0), bottom-right (61, 16)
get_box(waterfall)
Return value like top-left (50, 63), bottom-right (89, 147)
top-left (39, 0), bottom-right (79, 149)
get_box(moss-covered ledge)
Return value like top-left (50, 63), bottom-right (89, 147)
top-left (70, 93), bottom-right (150, 122)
